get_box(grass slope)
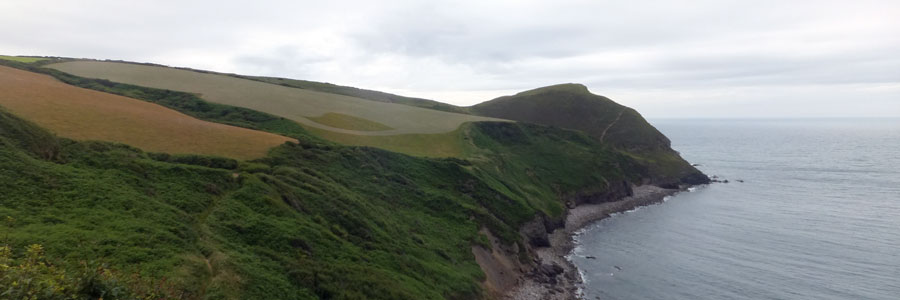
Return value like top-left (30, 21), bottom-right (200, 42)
top-left (1, 102), bottom-right (647, 299)
top-left (1, 57), bottom-right (705, 298)
top-left (0, 65), bottom-right (293, 160)
top-left (471, 84), bottom-right (669, 151)
top-left (239, 75), bottom-right (471, 114)
top-left (46, 61), bottom-right (502, 135)
top-left (470, 84), bottom-right (707, 185)
top-left (307, 126), bottom-right (468, 158)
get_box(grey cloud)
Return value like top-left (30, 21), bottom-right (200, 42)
top-left (1, 0), bottom-right (898, 117)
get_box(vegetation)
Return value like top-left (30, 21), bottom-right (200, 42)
top-left (0, 57), bottom-right (707, 299)
top-left (469, 83), bottom-right (705, 185)
top-left (0, 65), bottom-right (293, 160)
top-left (237, 75), bottom-right (471, 114)
top-left (470, 84), bottom-right (670, 151)
top-left (0, 95), bottom-right (669, 299)
top-left (305, 126), bottom-right (467, 158)
top-left (307, 113), bottom-right (394, 131)
top-left (0, 55), bottom-right (48, 63)
top-left (0, 243), bottom-right (183, 299)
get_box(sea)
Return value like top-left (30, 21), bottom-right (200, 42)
top-left (571, 118), bottom-right (900, 300)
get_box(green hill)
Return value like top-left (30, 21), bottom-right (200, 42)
top-left (1, 56), bottom-right (707, 299)
top-left (471, 84), bottom-right (669, 151)
top-left (0, 105), bottom-right (654, 299)
top-left (470, 83), bottom-right (706, 186)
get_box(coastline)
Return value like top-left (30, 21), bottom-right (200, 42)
top-left (504, 185), bottom-right (683, 300)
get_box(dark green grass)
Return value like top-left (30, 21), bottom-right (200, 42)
top-left (470, 84), bottom-right (671, 151)
top-left (469, 84), bottom-right (707, 185)
top-left (1, 108), bottom-right (485, 299)
top-left (1, 102), bottom-right (653, 299)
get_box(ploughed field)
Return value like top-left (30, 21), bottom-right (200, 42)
top-left (47, 61), bottom-right (505, 156)
top-left (0, 65), bottom-right (294, 159)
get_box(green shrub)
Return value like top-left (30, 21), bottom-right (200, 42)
top-left (0, 243), bottom-right (185, 300)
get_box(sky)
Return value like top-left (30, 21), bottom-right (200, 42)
top-left (2, 0), bottom-right (899, 118)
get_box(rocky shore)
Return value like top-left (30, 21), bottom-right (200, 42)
top-left (504, 185), bottom-right (682, 300)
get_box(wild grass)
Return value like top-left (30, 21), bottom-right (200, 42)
top-left (0, 65), bottom-right (293, 160)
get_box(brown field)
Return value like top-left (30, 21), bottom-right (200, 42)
top-left (0, 65), bottom-right (294, 159)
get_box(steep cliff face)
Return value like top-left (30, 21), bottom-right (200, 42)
top-left (471, 84), bottom-right (708, 186)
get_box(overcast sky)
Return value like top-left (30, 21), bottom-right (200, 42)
top-left (2, 0), bottom-right (899, 118)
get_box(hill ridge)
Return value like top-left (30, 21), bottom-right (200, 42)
top-left (510, 83), bottom-right (592, 97)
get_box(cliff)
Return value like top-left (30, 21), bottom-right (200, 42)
top-left (0, 57), bottom-right (706, 299)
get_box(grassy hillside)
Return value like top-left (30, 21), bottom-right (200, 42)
top-left (46, 61), bottom-right (503, 156)
top-left (238, 75), bottom-right (471, 114)
top-left (470, 84), bottom-right (707, 185)
top-left (0, 65), bottom-right (293, 160)
top-left (1, 99), bottom-right (648, 299)
top-left (1, 56), bottom-right (706, 299)
top-left (471, 84), bottom-right (670, 151)
top-left (306, 126), bottom-right (468, 158)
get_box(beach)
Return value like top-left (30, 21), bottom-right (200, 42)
top-left (505, 185), bottom-right (681, 300)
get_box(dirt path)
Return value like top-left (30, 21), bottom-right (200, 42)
top-left (599, 109), bottom-right (625, 144)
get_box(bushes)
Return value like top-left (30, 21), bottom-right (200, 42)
top-left (148, 153), bottom-right (238, 170)
top-left (0, 244), bottom-right (75, 300)
top-left (0, 58), bottom-right (676, 299)
top-left (0, 244), bottom-right (185, 300)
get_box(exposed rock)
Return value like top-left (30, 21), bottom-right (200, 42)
top-left (538, 263), bottom-right (564, 277)
top-left (680, 172), bottom-right (712, 185)
top-left (520, 216), bottom-right (551, 247)
top-left (500, 185), bottom-right (686, 300)
top-left (565, 180), bottom-right (633, 206)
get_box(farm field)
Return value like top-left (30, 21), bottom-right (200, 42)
top-left (47, 61), bottom-right (505, 137)
top-left (0, 55), bottom-right (48, 63)
top-left (0, 65), bottom-right (294, 159)
top-left (307, 112), bottom-right (394, 131)
top-left (306, 125), bottom-right (469, 157)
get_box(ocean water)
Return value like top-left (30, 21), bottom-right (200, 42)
top-left (571, 119), bottom-right (900, 300)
